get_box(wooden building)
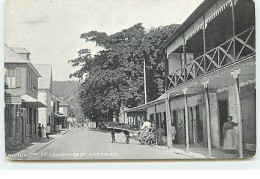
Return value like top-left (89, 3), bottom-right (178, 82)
top-left (4, 44), bottom-right (46, 150)
top-left (124, 0), bottom-right (255, 158)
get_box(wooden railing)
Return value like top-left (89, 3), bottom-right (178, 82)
top-left (167, 26), bottom-right (255, 89)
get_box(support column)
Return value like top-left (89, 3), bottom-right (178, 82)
top-left (182, 34), bottom-right (187, 80)
top-left (202, 79), bottom-right (212, 157)
top-left (154, 104), bottom-right (157, 145)
top-left (231, 69), bottom-right (243, 158)
top-left (231, 0), bottom-right (236, 60)
top-left (166, 93), bottom-right (173, 148)
top-left (203, 15), bottom-right (207, 70)
top-left (183, 88), bottom-right (189, 153)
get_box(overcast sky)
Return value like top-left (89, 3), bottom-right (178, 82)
top-left (5, 0), bottom-right (203, 81)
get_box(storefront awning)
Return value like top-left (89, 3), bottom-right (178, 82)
top-left (21, 94), bottom-right (48, 108)
top-left (54, 113), bottom-right (67, 118)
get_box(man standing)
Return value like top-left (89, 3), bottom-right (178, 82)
top-left (46, 124), bottom-right (51, 139)
top-left (223, 116), bottom-right (238, 151)
top-left (38, 123), bottom-right (42, 138)
top-left (171, 123), bottom-right (177, 144)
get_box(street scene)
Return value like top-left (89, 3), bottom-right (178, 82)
top-left (4, 0), bottom-right (256, 160)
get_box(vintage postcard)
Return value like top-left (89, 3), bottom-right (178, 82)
top-left (4, 0), bottom-right (256, 160)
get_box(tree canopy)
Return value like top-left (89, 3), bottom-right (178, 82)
top-left (69, 23), bottom-right (179, 123)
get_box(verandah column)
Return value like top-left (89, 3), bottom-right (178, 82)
top-left (154, 104), bottom-right (158, 145)
top-left (231, 69), bottom-right (243, 158)
top-left (183, 88), bottom-right (189, 153)
top-left (202, 79), bottom-right (212, 157)
top-left (165, 93), bottom-right (173, 148)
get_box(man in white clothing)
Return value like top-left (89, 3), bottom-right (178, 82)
top-left (46, 124), bottom-right (51, 139)
top-left (141, 120), bottom-right (151, 130)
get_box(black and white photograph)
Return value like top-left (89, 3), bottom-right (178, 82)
top-left (3, 0), bottom-right (256, 160)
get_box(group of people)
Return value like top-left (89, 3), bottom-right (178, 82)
top-left (37, 123), bottom-right (51, 139)
top-left (109, 116), bottom-right (238, 152)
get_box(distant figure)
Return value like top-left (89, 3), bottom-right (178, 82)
top-left (46, 124), bottom-right (51, 139)
top-left (171, 123), bottom-right (177, 144)
top-left (123, 130), bottom-right (130, 144)
top-left (41, 124), bottom-right (45, 138)
top-left (111, 129), bottom-right (116, 143)
top-left (38, 123), bottom-right (42, 138)
top-left (223, 116), bottom-right (238, 151)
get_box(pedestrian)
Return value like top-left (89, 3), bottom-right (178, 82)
top-left (223, 116), bottom-right (238, 151)
top-left (42, 124), bottom-right (45, 138)
top-left (46, 124), bottom-right (51, 139)
top-left (171, 123), bottom-right (177, 144)
top-left (110, 129), bottom-right (116, 143)
top-left (38, 123), bottom-right (42, 138)
top-left (122, 130), bottom-right (130, 144)
top-left (156, 127), bottom-right (165, 146)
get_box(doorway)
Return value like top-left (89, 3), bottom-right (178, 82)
top-left (218, 100), bottom-right (228, 146)
top-left (195, 105), bottom-right (204, 143)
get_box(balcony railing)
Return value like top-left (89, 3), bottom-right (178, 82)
top-left (167, 26), bottom-right (255, 89)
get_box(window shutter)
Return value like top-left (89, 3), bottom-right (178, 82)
top-left (15, 67), bottom-right (21, 88)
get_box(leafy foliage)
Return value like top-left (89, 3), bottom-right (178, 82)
top-left (69, 23), bottom-right (179, 123)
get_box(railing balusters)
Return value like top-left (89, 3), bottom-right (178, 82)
top-left (167, 26), bottom-right (255, 89)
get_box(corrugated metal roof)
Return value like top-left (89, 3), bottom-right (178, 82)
top-left (34, 64), bottom-right (52, 91)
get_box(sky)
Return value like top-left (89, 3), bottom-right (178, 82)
top-left (4, 0), bottom-right (203, 81)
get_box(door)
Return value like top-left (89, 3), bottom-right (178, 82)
top-left (172, 110), bottom-right (178, 143)
top-left (196, 105), bottom-right (204, 143)
top-left (218, 100), bottom-right (228, 146)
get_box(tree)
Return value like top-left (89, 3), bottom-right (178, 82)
top-left (69, 23), bottom-right (179, 126)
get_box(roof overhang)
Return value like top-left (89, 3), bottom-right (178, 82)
top-left (21, 94), bottom-right (48, 108)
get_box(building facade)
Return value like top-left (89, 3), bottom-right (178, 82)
top-left (4, 44), bottom-right (46, 150)
top-left (124, 0), bottom-right (255, 158)
top-left (34, 64), bottom-right (54, 131)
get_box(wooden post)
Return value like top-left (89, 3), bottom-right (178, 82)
top-left (154, 104), bottom-right (158, 145)
top-left (166, 93), bottom-right (173, 147)
top-left (182, 34), bottom-right (187, 80)
top-left (202, 79), bottom-right (212, 157)
top-left (231, 69), bottom-right (243, 158)
top-left (231, 0), bottom-right (236, 60)
top-left (164, 49), bottom-right (169, 91)
top-left (183, 88), bottom-right (189, 153)
top-left (203, 15), bottom-right (207, 70)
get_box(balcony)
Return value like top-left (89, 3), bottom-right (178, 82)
top-left (167, 26), bottom-right (255, 89)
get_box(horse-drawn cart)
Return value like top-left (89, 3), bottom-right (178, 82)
top-left (105, 123), bottom-right (156, 145)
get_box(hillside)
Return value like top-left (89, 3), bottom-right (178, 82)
top-left (52, 80), bottom-right (84, 120)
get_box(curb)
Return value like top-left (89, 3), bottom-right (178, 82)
top-left (153, 145), bottom-right (207, 159)
top-left (34, 129), bottom-right (71, 153)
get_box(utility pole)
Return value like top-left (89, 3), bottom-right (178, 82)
top-left (144, 59), bottom-right (147, 104)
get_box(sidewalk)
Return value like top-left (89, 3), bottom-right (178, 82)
top-left (6, 129), bottom-right (71, 160)
top-left (154, 144), bottom-right (255, 159)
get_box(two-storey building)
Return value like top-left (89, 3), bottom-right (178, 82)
top-left (124, 0), bottom-right (255, 158)
top-left (4, 44), bottom-right (46, 149)
top-left (34, 64), bottom-right (53, 132)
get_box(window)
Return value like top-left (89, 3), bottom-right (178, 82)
top-left (5, 67), bottom-right (21, 89)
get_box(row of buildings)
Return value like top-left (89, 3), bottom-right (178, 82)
top-left (4, 44), bottom-right (69, 150)
top-left (121, 0), bottom-right (255, 158)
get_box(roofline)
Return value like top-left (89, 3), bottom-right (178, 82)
top-left (4, 44), bottom-right (41, 77)
top-left (160, 0), bottom-right (216, 49)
